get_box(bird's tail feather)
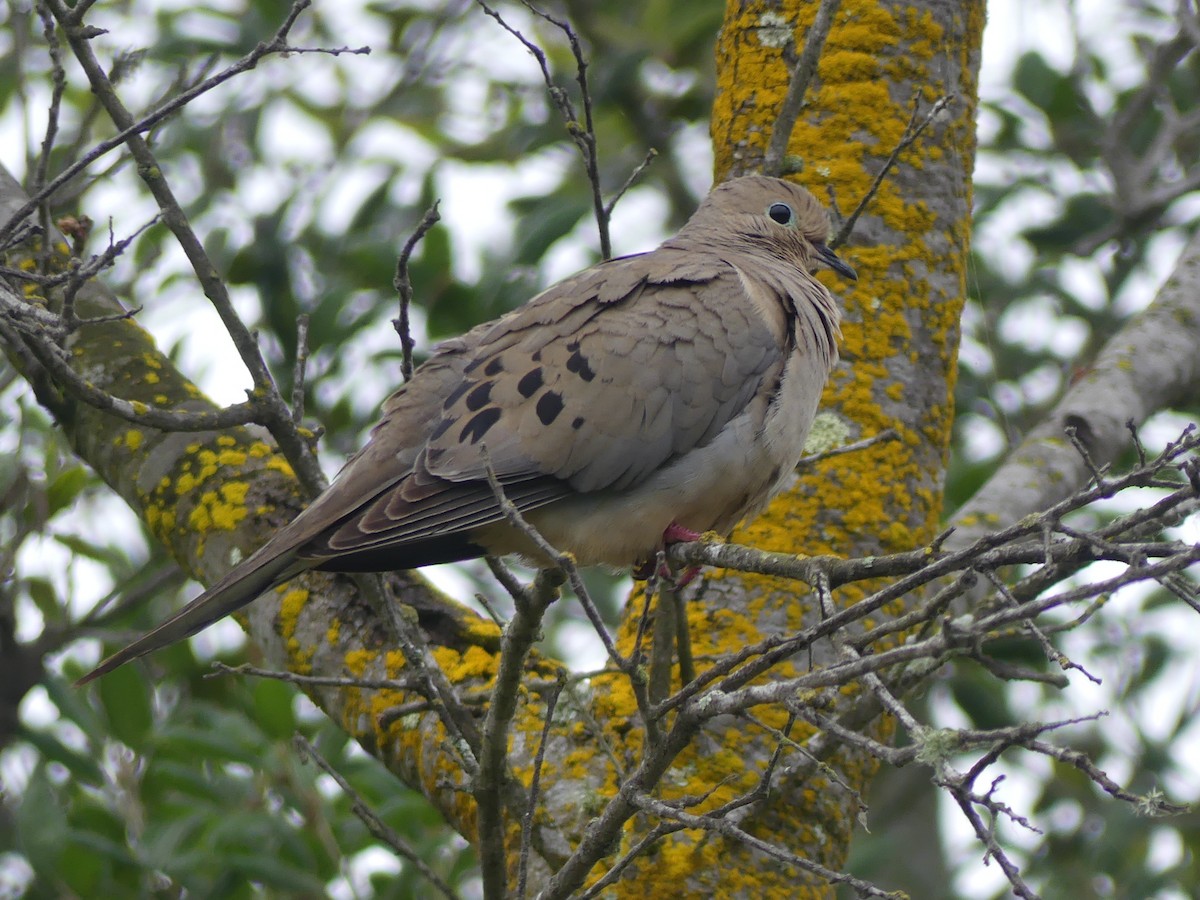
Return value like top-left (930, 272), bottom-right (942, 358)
top-left (75, 549), bottom-right (302, 686)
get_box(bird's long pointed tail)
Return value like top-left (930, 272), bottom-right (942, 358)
top-left (75, 550), bottom-right (301, 686)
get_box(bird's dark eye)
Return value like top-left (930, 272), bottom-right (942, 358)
top-left (767, 202), bottom-right (794, 225)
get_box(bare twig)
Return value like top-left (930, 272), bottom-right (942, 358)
top-left (290, 313), bottom-right (311, 423)
top-left (517, 675), bottom-right (565, 899)
top-left (647, 579), bottom-right (678, 705)
top-left (40, 0), bottom-right (329, 493)
top-left (294, 735), bottom-right (459, 900)
top-left (475, 1), bottom-right (614, 258)
top-left (32, 1), bottom-right (67, 261)
top-left (1, 279), bottom-right (265, 430)
top-left (209, 660), bottom-right (425, 693)
top-left (476, 568), bottom-right (562, 900)
top-left (602, 148), bottom-right (658, 220)
top-left (392, 200), bottom-right (441, 382)
top-left (629, 793), bottom-right (899, 898)
top-left (477, 446), bottom-right (626, 673)
top-left (359, 571), bottom-right (484, 773)
top-left (477, 446), bottom-right (661, 744)
top-left (0, 1), bottom-right (368, 248)
top-left (762, 0), bottom-right (843, 177)
top-left (796, 427), bottom-right (900, 469)
top-left (831, 94), bottom-right (954, 249)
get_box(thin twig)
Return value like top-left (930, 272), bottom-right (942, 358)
top-left (796, 427), bottom-right (900, 469)
top-left (476, 568), bottom-right (562, 900)
top-left (629, 793), bottom-right (897, 898)
top-left (32, 1), bottom-right (67, 264)
top-left (517, 675), bottom-right (565, 899)
top-left (762, 0), bottom-right (843, 177)
top-left (42, 0), bottom-right (335, 496)
top-left (1065, 422), bottom-right (1108, 488)
top-left (208, 660), bottom-right (425, 693)
top-left (477, 446), bottom-right (661, 742)
top-left (294, 735), bottom-right (459, 900)
top-left (477, 446), bottom-right (626, 672)
top-left (392, 200), bottom-right (441, 382)
top-left (291, 313), bottom-right (310, 423)
top-left (475, 0), bottom-right (612, 258)
top-left (602, 148), bottom-right (658, 220)
top-left (358, 571), bottom-right (484, 773)
top-left (1, 280), bottom-right (266, 430)
top-left (981, 568), bottom-right (1102, 685)
top-left (831, 94), bottom-right (954, 249)
top-left (0, 0), bottom-right (368, 247)
top-left (647, 579), bottom-right (677, 705)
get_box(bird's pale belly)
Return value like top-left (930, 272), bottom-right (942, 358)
top-left (479, 351), bottom-right (825, 567)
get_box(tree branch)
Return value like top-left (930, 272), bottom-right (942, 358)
top-left (949, 228), bottom-right (1200, 547)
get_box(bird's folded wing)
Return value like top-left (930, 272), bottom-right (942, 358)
top-left (307, 248), bottom-right (785, 557)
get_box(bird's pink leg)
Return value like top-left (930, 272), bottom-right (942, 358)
top-left (662, 522), bottom-right (703, 544)
top-left (631, 522), bottom-right (703, 584)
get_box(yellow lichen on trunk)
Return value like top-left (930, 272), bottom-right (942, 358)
top-left (2, 1), bottom-right (986, 890)
top-left (1, 243), bottom-right (304, 593)
top-left (603, 1), bottom-right (983, 893)
top-left (715, 0), bottom-right (980, 559)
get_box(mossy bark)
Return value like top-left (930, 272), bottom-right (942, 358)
top-left (0, 1), bottom-right (983, 895)
top-left (600, 1), bottom-right (985, 893)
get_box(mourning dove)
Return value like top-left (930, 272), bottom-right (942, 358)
top-left (78, 175), bottom-right (855, 684)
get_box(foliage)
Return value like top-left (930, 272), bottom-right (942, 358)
top-left (0, 1), bottom-right (1197, 898)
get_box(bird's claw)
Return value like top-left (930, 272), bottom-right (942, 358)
top-left (632, 522), bottom-right (703, 587)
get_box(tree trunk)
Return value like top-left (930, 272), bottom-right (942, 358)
top-left (0, 0), bottom-right (983, 894)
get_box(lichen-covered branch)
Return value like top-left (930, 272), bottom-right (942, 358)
top-left (12, 3), bottom-right (1189, 898)
top-left (949, 228), bottom-right (1200, 548)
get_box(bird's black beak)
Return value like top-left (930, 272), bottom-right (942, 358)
top-left (816, 243), bottom-right (857, 281)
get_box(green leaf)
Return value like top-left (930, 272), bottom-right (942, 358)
top-left (57, 842), bottom-right (106, 896)
top-left (1013, 51), bottom-right (1075, 119)
top-left (1023, 193), bottom-right (1114, 252)
top-left (18, 726), bottom-right (104, 783)
top-left (142, 760), bottom-right (224, 804)
top-left (949, 668), bottom-right (1013, 731)
top-left (24, 576), bottom-right (61, 623)
top-left (511, 193), bottom-right (592, 265)
top-left (252, 677), bottom-right (297, 740)
top-left (53, 533), bottom-right (125, 567)
top-left (221, 851), bottom-right (329, 892)
top-left (46, 466), bottom-right (92, 516)
top-left (43, 673), bottom-right (106, 743)
top-left (16, 768), bottom-right (68, 872)
top-left (153, 711), bottom-right (266, 766)
top-left (97, 662), bottom-right (154, 749)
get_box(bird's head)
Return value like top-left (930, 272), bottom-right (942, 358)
top-left (686, 175), bottom-right (857, 282)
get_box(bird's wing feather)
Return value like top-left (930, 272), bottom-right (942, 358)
top-left (77, 175), bottom-right (847, 685)
top-left (304, 248), bottom-right (784, 557)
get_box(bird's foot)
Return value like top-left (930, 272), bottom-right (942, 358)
top-left (632, 522), bottom-right (703, 585)
top-left (662, 522), bottom-right (703, 544)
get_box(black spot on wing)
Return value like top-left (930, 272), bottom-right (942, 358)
top-left (430, 416), bottom-right (455, 441)
top-left (460, 407), bottom-right (502, 444)
top-left (443, 380), bottom-right (473, 409)
top-left (517, 368), bottom-right (544, 398)
top-left (571, 416), bottom-right (585, 430)
top-left (465, 381), bottom-right (493, 411)
top-left (536, 391), bottom-right (564, 426)
top-left (565, 342), bottom-right (596, 381)
top-left (484, 357), bottom-right (504, 376)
